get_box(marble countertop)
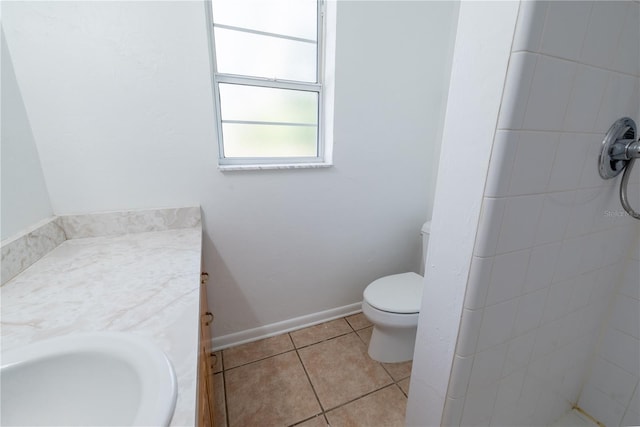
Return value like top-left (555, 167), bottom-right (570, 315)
top-left (1, 223), bottom-right (202, 426)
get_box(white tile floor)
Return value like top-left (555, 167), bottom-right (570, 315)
top-left (551, 409), bottom-right (601, 427)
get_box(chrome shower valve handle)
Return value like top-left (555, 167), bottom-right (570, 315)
top-left (599, 117), bottom-right (640, 220)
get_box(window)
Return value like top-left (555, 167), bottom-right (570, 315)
top-left (206, 0), bottom-right (334, 169)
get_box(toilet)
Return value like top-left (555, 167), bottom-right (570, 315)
top-left (362, 221), bottom-right (431, 363)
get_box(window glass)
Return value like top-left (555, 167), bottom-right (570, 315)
top-left (211, 0), bottom-right (317, 41)
top-left (222, 123), bottom-right (318, 158)
top-left (219, 84), bottom-right (318, 124)
top-left (214, 28), bottom-right (317, 82)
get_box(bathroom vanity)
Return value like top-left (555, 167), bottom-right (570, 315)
top-left (0, 207), bottom-right (210, 426)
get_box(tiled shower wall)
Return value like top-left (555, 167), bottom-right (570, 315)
top-left (443, 1), bottom-right (640, 426)
top-left (578, 241), bottom-right (640, 427)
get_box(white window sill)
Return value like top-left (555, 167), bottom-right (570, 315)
top-left (218, 162), bottom-right (333, 172)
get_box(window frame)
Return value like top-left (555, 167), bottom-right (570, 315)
top-left (205, 0), bottom-right (331, 169)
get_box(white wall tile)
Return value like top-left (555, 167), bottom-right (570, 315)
top-left (569, 270), bottom-right (599, 311)
top-left (563, 65), bottom-right (610, 133)
top-left (610, 293), bottom-right (640, 339)
top-left (475, 197), bottom-right (506, 257)
top-left (548, 133), bottom-right (589, 192)
top-left (580, 1), bottom-right (629, 69)
top-left (485, 131), bottom-right (517, 198)
top-left (579, 134), bottom-right (610, 190)
top-left (543, 278), bottom-right (577, 323)
top-left (511, 1), bottom-right (546, 53)
top-left (477, 298), bottom-right (519, 352)
top-left (590, 188), bottom-right (618, 234)
top-left (600, 328), bottom-right (640, 376)
top-left (467, 343), bottom-right (508, 391)
top-left (508, 131), bottom-right (559, 195)
top-left (613, 2), bottom-right (640, 75)
top-left (448, 355), bottom-right (473, 398)
top-left (519, 374), bottom-right (545, 420)
top-left (587, 229), bottom-right (624, 272)
top-left (461, 382), bottom-right (499, 426)
top-left (563, 307), bottom-right (589, 343)
top-left (498, 53), bottom-right (537, 130)
top-left (495, 195), bottom-right (545, 254)
top-left (566, 188), bottom-right (602, 238)
top-left (494, 368), bottom-right (526, 414)
top-left (532, 389), bottom-right (571, 426)
top-left (539, 1), bottom-right (592, 61)
top-left (531, 319), bottom-right (565, 360)
top-left (553, 237), bottom-right (588, 283)
top-left (522, 55), bottom-right (577, 131)
top-left (513, 287), bottom-right (548, 336)
top-left (490, 403), bottom-right (528, 427)
top-left (557, 312), bottom-right (583, 351)
top-left (595, 72), bottom-right (640, 132)
top-left (630, 384), bottom-right (640, 415)
top-left (485, 249), bottom-right (529, 306)
top-left (442, 396), bottom-right (464, 426)
top-left (503, 329), bottom-right (536, 376)
top-left (464, 256), bottom-right (493, 310)
top-left (622, 409), bottom-right (640, 427)
top-left (593, 189), bottom-right (626, 232)
top-left (577, 231), bottom-right (608, 275)
top-left (579, 301), bottom-right (610, 340)
top-left (591, 262), bottom-right (624, 305)
top-left (523, 242), bottom-right (562, 293)
top-left (618, 259), bottom-right (640, 300)
top-left (561, 356), bottom-right (590, 401)
top-left (456, 308), bottom-right (483, 357)
top-left (631, 232), bottom-right (640, 261)
top-left (579, 385), bottom-right (626, 427)
top-left (601, 227), bottom-right (639, 267)
top-left (534, 191), bottom-right (575, 246)
top-left (587, 357), bottom-right (638, 407)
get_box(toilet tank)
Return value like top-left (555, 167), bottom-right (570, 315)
top-left (419, 221), bottom-right (432, 276)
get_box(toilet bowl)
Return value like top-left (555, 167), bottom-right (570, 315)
top-left (361, 221), bottom-right (430, 363)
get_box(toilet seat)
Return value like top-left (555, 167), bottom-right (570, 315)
top-left (363, 272), bottom-right (423, 314)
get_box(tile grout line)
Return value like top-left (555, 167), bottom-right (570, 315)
top-left (223, 319), bottom-right (366, 372)
top-left (321, 382), bottom-right (403, 415)
top-left (293, 332), bottom-right (328, 416)
top-left (222, 342), bottom-right (296, 371)
top-left (220, 315), bottom-right (410, 426)
top-left (289, 316), bottom-right (372, 426)
top-left (293, 330), bottom-right (354, 351)
top-left (288, 413), bottom-right (330, 427)
top-left (220, 351), bottom-right (230, 427)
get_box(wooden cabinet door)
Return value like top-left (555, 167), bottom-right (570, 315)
top-left (198, 273), bottom-right (215, 427)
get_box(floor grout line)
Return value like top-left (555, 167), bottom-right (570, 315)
top-left (219, 314), bottom-right (409, 427)
top-left (293, 330), bottom-right (355, 351)
top-left (294, 338), bottom-right (326, 413)
top-left (220, 350), bottom-right (230, 427)
top-left (222, 326), bottom-right (373, 372)
top-left (222, 347), bottom-right (297, 372)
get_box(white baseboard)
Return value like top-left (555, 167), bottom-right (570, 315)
top-left (211, 302), bottom-right (363, 351)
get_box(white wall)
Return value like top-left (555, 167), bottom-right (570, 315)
top-left (419, 1), bottom-right (640, 426)
top-left (406, 2), bottom-right (520, 425)
top-left (1, 1), bottom-right (459, 341)
top-left (1, 25), bottom-right (53, 241)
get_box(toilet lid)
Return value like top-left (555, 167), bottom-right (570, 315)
top-left (363, 272), bottom-right (424, 314)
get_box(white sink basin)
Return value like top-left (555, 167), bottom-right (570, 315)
top-left (1, 332), bottom-right (177, 426)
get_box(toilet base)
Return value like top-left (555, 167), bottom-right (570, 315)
top-left (367, 324), bottom-right (417, 363)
